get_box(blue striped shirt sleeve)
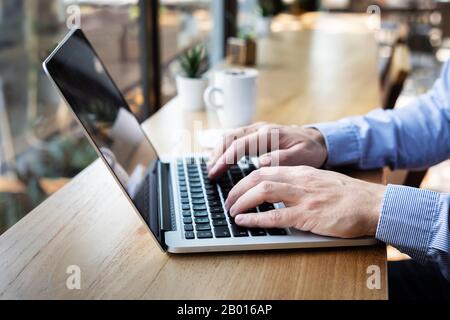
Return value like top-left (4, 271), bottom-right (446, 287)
top-left (313, 58), bottom-right (450, 170)
top-left (377, 185), bottom-right (450, 280)
top-left (310, 59), bottom-right (450, 280)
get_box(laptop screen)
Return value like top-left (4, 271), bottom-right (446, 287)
top-left (43, 29), bottom-right (164, 248)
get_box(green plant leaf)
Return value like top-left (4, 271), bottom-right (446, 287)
top-left (179, 45), bottom-right (207, 79)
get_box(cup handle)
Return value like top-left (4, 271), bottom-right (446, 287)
top-left (203, 86), bottom-right (224, 110)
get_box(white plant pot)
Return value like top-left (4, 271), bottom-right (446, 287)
top-left (257, 17), bottom-right (273, 37)
top-left (176, 76), bottom-right (208, 112)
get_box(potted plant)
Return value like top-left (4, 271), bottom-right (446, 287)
top-left (176, 46), bottom-right (208, 111)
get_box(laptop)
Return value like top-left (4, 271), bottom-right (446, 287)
top-left (43, 29), bottom-right (377, 253)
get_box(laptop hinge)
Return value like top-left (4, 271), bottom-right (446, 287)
top-left (157, 161), bottom-right (175, 232)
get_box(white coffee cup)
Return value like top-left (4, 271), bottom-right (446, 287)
top-left (204, 69), bottom-right (258, 128)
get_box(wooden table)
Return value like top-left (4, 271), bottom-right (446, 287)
top-left (0, 13), bottom-right (387, 300)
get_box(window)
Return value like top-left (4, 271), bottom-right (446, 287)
top-left (0, 0), bottom-right (233, 236)
top-left (159, 0), bottom-right (220, 103)
top-left (0, 0), bottom-right (144, 235)
top-left (238, 0), bottom-right (259, 34)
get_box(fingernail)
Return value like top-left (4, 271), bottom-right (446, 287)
top-left (235, 215), bottom-right (245, 224)
top-left (229, 205), bottom-right (236, 216)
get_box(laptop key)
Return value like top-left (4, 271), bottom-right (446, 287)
top-left (259, 203), bottom-right (275, 212)
top-left (193, 205), bottom-right (207, 211)
top-left (189, 182), bottom-right (202, 188)
top-left (195, 217), bottom-right (210, 224)
top-left (250, 229), bottom-right (267, 236)
top-left (185, 232), bottom-right (195, 240)
top-left (184, 225), bottom-right (194, 232)
top-left (181, 198), bottom-right (190, 205)
top-left (192, 199), bottom-right (206, 205)
top-left (197, 231), bottom-right (213, 239)
top-left (193, 211), bottom-right (209, 218)
top-left (206, 190), bottom-right (219, 196)
top-left (210, 207), bottom-right (224, 214)
top-left (204, 185), bottom-right (216, 192)
top-left (211, 213), bottom-right (226, 220)
top-left (180, 191), bottom-right (189, 198)
top-left (207, 195), bottom-right (221, 201)
top-left (208, 200), bottom-right (222, 207)
top-left (214, 227), bottom-right (231, 238)
top-left (183, 217), bottom-right (193, 224)
top-left (268, 229), bottom-right (288, 236)
top-left (212, 219), bottom-right (228, 227)
top-left (231, 225), bottom-right (249, 237)
top-left (191, 193), bottom-right (205, 199)
top-left (182, 204), bottom-right (191, 211)
top-left (196, 224), bottom-right (212, 231)
top-left (182, 211), bottom-right (192, 217)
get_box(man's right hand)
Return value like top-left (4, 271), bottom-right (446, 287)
top-left (207, 122), bottom-right (329, 179)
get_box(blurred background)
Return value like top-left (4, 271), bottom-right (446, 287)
top-left (1, 0), bottom-right (449, 235)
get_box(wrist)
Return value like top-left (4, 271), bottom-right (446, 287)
top-left (303, 127), bottom-right (328, 167)
top-left (365, 184), bottom-right (386, 236)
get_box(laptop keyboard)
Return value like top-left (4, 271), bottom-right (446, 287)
top-left (177, 157), bottom-right (288, 240)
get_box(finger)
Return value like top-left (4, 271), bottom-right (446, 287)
top-left (235, 208), bottom-right (297, 229)
top-left (258, 144), bottom-right (303, 167)
top-left (225, 167), bottom-right (298, 210)
top-left (208, 124), bottom-right (280, 179)
top-left (229, 182), bottom-right (298, 217)
top-left (225, 167), bottom-right (286, 209)
top-left (207, 123), bottom-right (265, 170)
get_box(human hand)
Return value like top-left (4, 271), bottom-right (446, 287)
top-left (225, 166), bottom-right (386, 238)
top-left (207, 122), bottom-right (328, 179)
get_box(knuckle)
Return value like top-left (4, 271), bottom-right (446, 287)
top-left (225, 132), bottom-right (240, 144)
top-left (269, 210), bottom-right (283, 225)
top-left (260, 181), bottom-right (274, 194)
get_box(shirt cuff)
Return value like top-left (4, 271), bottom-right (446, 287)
top-left (376, 185), bottom-right (440, 263)
top-left (308, 120), bottom-right (362, 167)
